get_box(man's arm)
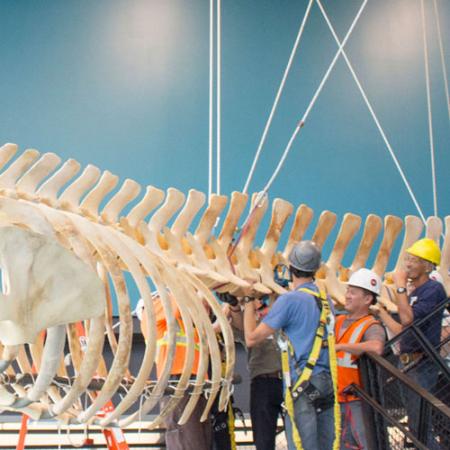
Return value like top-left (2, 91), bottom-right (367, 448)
top-left (336, 323), bottom-right (385, 356)
top-left (243, 301), bottom-right (275, 347)
top-left (216, 292), bottom-right (244, 330)
top-left (335, 340), bottom-right (383, 356)
top-left (228, 304), bottom-right (244, 331)
top-left (393, 270), bottom-right (414, 326)
top-left (377, 306), bottom-right (403, 337)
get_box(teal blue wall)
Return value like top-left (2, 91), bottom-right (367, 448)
top-left (1, 0), bottom-right (449, 269)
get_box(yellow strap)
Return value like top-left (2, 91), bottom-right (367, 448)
top-left (281, 287), bottom-right (340, 450)
top-left (227, 401), bottom-right (237, 450)
top-left (291, 288), bottom-right (328, 392)
top-left (327, 312), bottom-right (341, 450)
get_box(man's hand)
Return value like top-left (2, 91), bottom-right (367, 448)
top-left (393, 270), bottom-right (408, 288)
top-left (216, 292), bottom-right (239, 307)
top-left (239, 280), bottom-right (261, 299)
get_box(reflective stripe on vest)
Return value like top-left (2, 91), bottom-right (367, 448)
top-left (155, 319), bottom-right (200, 377)
top-left (336, 318), bottom-right (375, 369)
top-left (156, 320), bottom-right (200, 351)
top-left (336, 315), bottom-right (378, 403)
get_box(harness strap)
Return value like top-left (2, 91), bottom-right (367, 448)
top-left (281, 287), bottom-right (340, 450)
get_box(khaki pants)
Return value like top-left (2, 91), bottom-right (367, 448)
top-left (161, 393), bottom-right (212, 450)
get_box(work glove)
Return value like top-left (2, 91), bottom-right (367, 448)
top-left (216, 292), bottom-right (239, 307)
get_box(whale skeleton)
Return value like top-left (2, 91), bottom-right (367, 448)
top-left (0, 142), bottom-right (448, 429)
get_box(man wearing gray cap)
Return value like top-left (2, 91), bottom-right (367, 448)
top-left (244, 241), bottom-right (338, 450)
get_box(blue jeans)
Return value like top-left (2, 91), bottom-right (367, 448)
top-left (340, 401), bottom-right (367, 450)
top-left (285, 371), bottom-right (336, 450)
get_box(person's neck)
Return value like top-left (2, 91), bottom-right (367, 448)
top-left (347, 308), bottom-right (370, 320)
top-left (410, 273), bottom-right (430, 290)
top-left (293, 276), bottom-right (314, 288)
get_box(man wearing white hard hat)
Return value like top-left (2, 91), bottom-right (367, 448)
top-left (335, 268), bottom-right (386, 450)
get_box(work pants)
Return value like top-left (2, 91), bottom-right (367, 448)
top-left (160, 392), bottom-right (212, 450)
top-left (340, 401), bottom-right (368, 450)
top-left (250, 375), bottom-right (283, 450)
top-left (285, 371), bottom-right (336, 450)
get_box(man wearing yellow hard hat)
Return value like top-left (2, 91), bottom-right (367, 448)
top-left (393, 238), bottom-right (446, 341)
top-left (378, 237), bottom-right (447, 443)
top-left (379, 238), bottom-right (446, 340)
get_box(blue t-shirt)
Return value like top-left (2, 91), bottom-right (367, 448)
top-left (400, 279), bottom-right (448, 353)
top-left (263, 281), bottom-right (333, 382)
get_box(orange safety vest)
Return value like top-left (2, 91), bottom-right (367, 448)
top-left (335, 314), bottom-right (379, 403)
top-left (140, 296), bottom-right (200, 378)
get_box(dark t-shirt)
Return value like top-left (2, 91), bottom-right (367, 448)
top-left (233, 326), bottom-right (281, 379)
top-left (400, 279), bottom-right (448, 353)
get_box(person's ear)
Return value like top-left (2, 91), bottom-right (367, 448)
top-left (364, 293), bottom-right (373, 306)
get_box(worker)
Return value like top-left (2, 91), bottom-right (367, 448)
top-left (139, 293), bottom-right (212, 450)
top-left (335, 268), bottom-right (386, 449)
top-left (242, 240), bottom-right (339, 450)
top-left (378, 238), bottom-right (447, 382)
top-left (377, 238), bottom-right (447, 445)
top-left (220, 292), bottom-right (283, 450)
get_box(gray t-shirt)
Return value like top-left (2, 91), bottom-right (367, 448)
top-left (233, 327), bottom-right (282, 379)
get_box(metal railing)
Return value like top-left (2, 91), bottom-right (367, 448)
top-left (356, 299), bottom-right (450, 450)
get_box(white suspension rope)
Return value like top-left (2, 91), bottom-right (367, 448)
top-left (315, 0), bottom-right (427, 224)
top-left (216, 0), bottom-right (222, 195)
top-left (420, 0), bottom-right (438, 217)
top-left (242, 0), bottom-right (314, 194)
top-left (208, 0), bottom-right (214, 201)
top-left (260, 0), bottom-right (368, 198)
top-left (433, 0), bottom-right (450, 123)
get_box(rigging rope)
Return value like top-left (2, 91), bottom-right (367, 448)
top-left (234, 0), bottom-right (367, 243)
top-left (259, 0), bottom-right (368, 198)
top-left (315, 0), bottom-right (427, 224)
top-left (209, 0), bottom-right (214, 201)
top-left (217, 0), bottom-right (222, 195)
top-left (242, 0), bottom-right (314, 194)
top-left (420, 0), bottom-right (438, 217)
top-left (433, 0), bottom-right (450, 124)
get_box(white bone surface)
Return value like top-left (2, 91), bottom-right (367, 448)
top-left (0, 143), bottom-right (446, 429)
top-left (0, 226), bottom-right (105, 344)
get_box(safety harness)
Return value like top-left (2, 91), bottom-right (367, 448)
top-left (280, 287), bottom-right (341, 450)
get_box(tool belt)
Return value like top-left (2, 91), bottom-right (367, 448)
top-left (399, 352), bottom-right (423, 365)
top-left (292, 379), bottom-right (335, 412)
